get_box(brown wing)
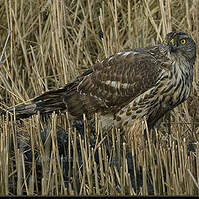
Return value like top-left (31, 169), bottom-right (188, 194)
top-left (2, 45), bottom-right (169, 120)
top-left (63, 45), bottom-right (168, 118)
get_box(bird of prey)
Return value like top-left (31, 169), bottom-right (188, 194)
top-left (1, 32), bottom-right (196, 131)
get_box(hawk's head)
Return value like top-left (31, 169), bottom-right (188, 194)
top-left (164, 31), bottom-right (196, 65)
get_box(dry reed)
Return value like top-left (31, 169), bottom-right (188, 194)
top-left (0, 0), bottom-right (199, 196)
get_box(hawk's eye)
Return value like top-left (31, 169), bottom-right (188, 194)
top-left (170, 39), bottom-right (175, 46)
top-left (180, 39), bottom-right (186, 45)
top-left (163, 40), bottom-right (167, 45)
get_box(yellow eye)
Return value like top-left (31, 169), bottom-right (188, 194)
top-left (163, 40), bottom-right (167, 45)
top-left (170, 39), bottom-right (175, 45)
top-left (180, 39), bottom-right (186, 45)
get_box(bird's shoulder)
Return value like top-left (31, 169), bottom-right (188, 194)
top-left (77, 44), bottom-right (171, 93)
top-left (60, 44), bottom-right (172, 112)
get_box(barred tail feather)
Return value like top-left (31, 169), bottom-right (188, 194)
top-left (0, 88), bottom-right (67, 119)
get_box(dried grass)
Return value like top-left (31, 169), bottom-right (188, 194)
top-left (0, 0), bottom-right (199, 196)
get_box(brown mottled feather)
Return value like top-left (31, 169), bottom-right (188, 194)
top-left (76, 48), bottom-right (166, 115)
top-left (1, 32), bottom-right (196, 131)
top-left (2, 46), bottom-right (166, 119)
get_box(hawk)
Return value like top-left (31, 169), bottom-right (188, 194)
top-left (1, 32), bottom-right (196, 131)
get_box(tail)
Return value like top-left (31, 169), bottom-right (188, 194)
top-left (0, 88), bottom-right (67, 119)
top-left (0, 70), bottom-right (93, 120)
